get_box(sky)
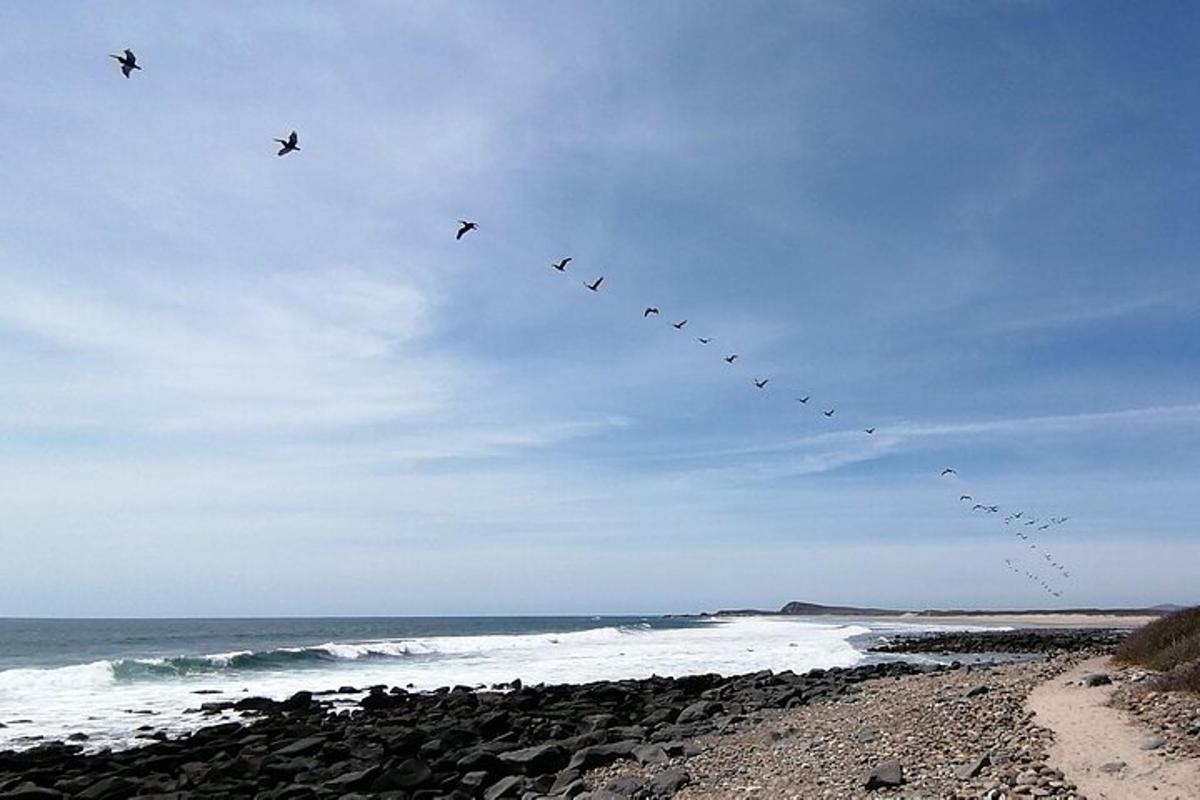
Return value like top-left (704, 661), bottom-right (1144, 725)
top-left (1, 1), bottom-right (1198, 616)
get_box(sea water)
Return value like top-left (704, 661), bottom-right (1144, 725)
top-left (0, 615), bottom-right (991, 752)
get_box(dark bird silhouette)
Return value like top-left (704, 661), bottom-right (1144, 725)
top-left (797, 396), bottom-right (809, 404)
top-left (941, 468), bottom-right (957, 476)
top-left (697, 337), bottom-right (712, 344)
top-left (723, 354), bottom-right (738, 363)
top-left (864, 428), bottom-right (875, 434)
top-left (111, 49), bottom-right (141, 78)
top-left (823, 409), bottom-right (835, 417)
top-left (986, 505), bottom-right (1000, 513)
top-left (753, 378), bottom-right (769, 389)
top-left (585, 276), bottom-right (604, 292)
top-left (643, 307), bottom-right (659, 317)
top-left (552, 258), bottom-right (572, 271)
top-left (672, 320), bottom-right (688, 330)
top-left (960, 495), bottom-right (972, 501)
top-left (455, 220), bottom-right (478, 239)
top-left (275, 131), bottom-right (300, 156)
top-left (973, 504), bottom-right (986, 511)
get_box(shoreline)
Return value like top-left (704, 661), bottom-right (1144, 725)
top-left (0, 629), bottom-right (1133, 799)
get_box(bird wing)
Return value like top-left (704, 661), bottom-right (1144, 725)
top-left (125, 49), bottom-right (135, 60)
top-left (288, 131), bottom-right (298, 145)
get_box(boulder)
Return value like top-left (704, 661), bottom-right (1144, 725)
top-left (954, 754), bottom-right (990, 780)
top-left (483, 775), bottom-right (527, 800)
top-left (1082, 673), bottom-right (1113, 687)
top-left (649, 769), bottom-right (689, 796)
top-left (633, 744), bottom-right (669, 765)
top-left (863, 760), bottom-right (904, 790)
top-left (675, 701), bottom-right (721, 725)
top-left (272, 735), bottom-right (325, 757)
top-left (499, 742), bottom-right (569, 775)
top-left (0, 784), bottom-right (68, 800)
top-left (371, 758), bottom-right (434, 791)
top-left (567, 740), bottom-right (638, 771)
top-left (603, 776), bottom-right (643, 796)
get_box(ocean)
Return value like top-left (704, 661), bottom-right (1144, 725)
top-left (0, 615), bottom-right (991, 752)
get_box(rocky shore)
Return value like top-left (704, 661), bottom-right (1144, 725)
top-left (0, 629), bottom-right (1133, 800)
top-left (870, 629), bottom-right (1127, 656)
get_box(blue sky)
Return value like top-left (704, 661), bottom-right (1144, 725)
top-left (1, 1), bottom-right (1198, 616)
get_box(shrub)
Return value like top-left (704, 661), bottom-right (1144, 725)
top-left (1154, 660), bottom-right (1200, 693)
top-left (1113, 606), bottom-right (1200, 674)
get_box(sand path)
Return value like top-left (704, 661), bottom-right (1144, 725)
top-left (1028, 655), bottom-right (1200, 800)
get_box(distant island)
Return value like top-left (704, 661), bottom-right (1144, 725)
top-left (696, 600), bottom-right (1177, 618)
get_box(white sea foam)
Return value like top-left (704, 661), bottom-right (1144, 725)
top-left (0, 616), bottom-right (996, 752)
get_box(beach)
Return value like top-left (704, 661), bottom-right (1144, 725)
top-left (4, 620), bottom-right (1197, 798)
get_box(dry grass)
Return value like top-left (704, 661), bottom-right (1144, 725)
top-left (1114, 607), bottom-right (1200, 692)
top-left (1153, 660), bottom-right (1200, 693)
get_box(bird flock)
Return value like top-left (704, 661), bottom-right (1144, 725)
top-left (108, 50), bottom-right (1075, 598)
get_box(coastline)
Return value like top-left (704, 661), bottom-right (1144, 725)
top-left (0, 628), bottom-right (1144, 799)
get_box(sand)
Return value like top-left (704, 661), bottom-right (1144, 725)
top-left (1027, 655), bottom-right (1200, 800)
top-left (910, 613), bottom-right (1159, 629)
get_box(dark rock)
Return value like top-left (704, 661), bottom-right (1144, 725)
top-left (323, 766), bottom-right (381, 791)
top-left (675, 701), bottom-right (721, 725)
top-left (549, 769), bottom-right (583, 794)
top-left (457, 749), bottom-right (505, 774)
top-left (567, 740), bottom-right (638, 771)
top-left (272, 735), bottom-right (325, 757)
top-left (499, 742), bottom-right (569, 775)
top-left (648, 769), bottom-right (689, 796)
top-left (854, 730), bottom-right (879, 744)
top-left (337, 686), bottom-right (359, 694)
top-left (77, 776), bottom-right (139, 800)
top-left (1082, 673), bottom-right (1112, 687)
top-left (371, 759), bottom-right (434, 791)
top-left (460, 770), bottom-right (489, 792)
top-left (633, 744), bottom-right (668, 765)
top-left (233, 696), bottom-right (277, 712)
top-left (281, 690), bottom-right (314, 711)
top-left (863, 760), bottom-right (904, 790)
top-left (0, 784), bottom-right (68, 800)
top-left (964, 684), bottom-right (989, 698)
top-left (954, 754), bottom-right (990, 779)
top-left (603, 776), bottom-right (643, 796)
top-left (483, 775), bottom-right (527, 800)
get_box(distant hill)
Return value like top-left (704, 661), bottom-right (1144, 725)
top-left (702, 600), bottom-right (1177, 618)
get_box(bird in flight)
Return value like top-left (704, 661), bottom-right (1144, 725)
top-left (672, 320), bottom-right (688, 330)
top-left (643, 307), bottom-right (659, 317)
top-left (973, 504), bottom-right (985, 511)
top-left (455, 220), bottom-right (478, 240)
top-left (585, 277), bottom-right (604, 292)
top-left (724, 354), bottom-right (738, 363)
top-left (960, 495), bottom-right (972, 501)
top-left (753, 378), bottom-right (769, 389)
top-left (941, 468), bottom-right (957, 476)
top-left (864, 428), bottom-right (875, 434)
top-left (697, 337), bottom-right (712, 345)
top-left (823, 409), bottom-right (835, 417)
top-left (552, 258), bottom-right (571, 271)
top-left (111, 49), bottom-right (141, 78)
top-left (796, 396), bottom-right (809, 404)
top-left (275, 131), bottom-right (300, 156)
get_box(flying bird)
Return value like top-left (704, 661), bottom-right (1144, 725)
top-left (723, 354), bottom-right (738, 363)
top-left (672, 320), bottom-right (688, 330)
top-left (275, 131), bottom-right (300, 156)
top-left (643, 307), bottom-right (659, 317)
top-left (455, 220), bottom-right (478, 239)
top-left (796, 396), bottom-right (809, 404)
top-left (941, 468), bottom-right (957, 476)
top-left (973, 504), bottom-right (985, 511)
top-left (753, 379), bottom-right (769, 389)
top-left (552, 258), bottom-right (572, 271)
top-left (823, 409), bottom-right (835, 417)
top-left (111, 49), bottom-right (141, 78)
top-left (960, 495), bottom-right (972, 501)
top-left (697, 337), bottom-right (712, 344)
top-left (585, 276), bottom-right (604, 292)
top-left (864, 428), bottom-right (875, 435)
